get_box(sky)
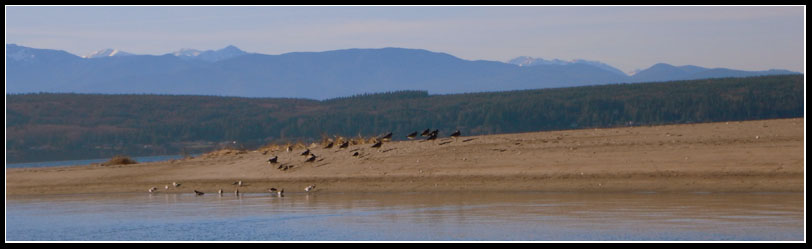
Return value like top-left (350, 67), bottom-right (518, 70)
top-left (5, 5), bottom-right (806, 73)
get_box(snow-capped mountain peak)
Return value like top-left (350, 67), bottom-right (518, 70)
top-left (172, 48), bottom-right (203, 57)
top-left (168, 45), bottom-right (247, 62)
top-left (83, 48), bottom-right (134, 58)
top-left (507, 56), bottom-right (628, 76)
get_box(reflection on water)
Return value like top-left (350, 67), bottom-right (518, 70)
top-left (6, 192), bottom-right (804, 241)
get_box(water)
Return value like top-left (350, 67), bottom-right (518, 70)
top-left (6, 192), bottom-right (803, 241)
top-left (5, 154), bottom-right (196, 169)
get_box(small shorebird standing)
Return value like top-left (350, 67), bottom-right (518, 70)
top-left (339, 141), bottom-right (349, 149)
top-left (218, 189), bottom-right (223, 195)
top-left (148, 187), bottom-right (158, 193)
top-left (268, 187), bottom-right (278, 194)
top-left (233, 180), bottom-right (243, 187)
top-left (371, 140), bottom-right (383, 148)
top-left (267, 156), bottom-right (278, 164)
top-left (407, 131), bottom-right (418, 139)
top-left (277, 189), bottom-right (285, 197)
top-left (426, 133), bottom-right (437, 141)
top-left (300, 149), bottom-right (311, 156)
top-left (235, 189), bottom-right (240, 196)
top-left (324, 141), bottom-right (334, 149)
top-left (421, 129), bottom-right (431, 137)
top-left (380, 132), bottom-right (393, 141)
top-left (305, 185), bottom-right (316, 192)
top-left (172, 182), bottom-right (181, 188)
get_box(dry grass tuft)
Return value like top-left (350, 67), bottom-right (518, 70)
top-left (100, 155), bottom-right (138, 166)
top-left (201, 149), bottom-right (247, 158)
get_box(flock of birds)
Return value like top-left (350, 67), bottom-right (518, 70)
top-left (148, 129), bottom-right (462, 196)
top-left (149, 179), bottom-right (317, 198)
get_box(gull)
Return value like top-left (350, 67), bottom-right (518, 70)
top-left (305, 185), bottom-right (316, 192)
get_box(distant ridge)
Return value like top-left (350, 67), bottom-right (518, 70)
top-left (6, 44), bottom-right (800, 99)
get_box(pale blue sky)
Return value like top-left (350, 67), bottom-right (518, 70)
top-left (5, 5), bottom-right (805, 73)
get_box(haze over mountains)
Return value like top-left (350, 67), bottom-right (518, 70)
top-left (6, 44), bottom-right (799, 100)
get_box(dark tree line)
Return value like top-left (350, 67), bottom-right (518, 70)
top-left (6, 74), bottom-right (803, 163)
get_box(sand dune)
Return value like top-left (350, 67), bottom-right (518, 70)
top-left (6, 118), bottom-right (804, 196)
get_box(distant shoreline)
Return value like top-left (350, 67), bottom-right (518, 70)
top-left (6, 118), bottom-right (804, 196)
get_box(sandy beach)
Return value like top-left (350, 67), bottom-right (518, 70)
top-left (6, 118), bottom-right (804, 196)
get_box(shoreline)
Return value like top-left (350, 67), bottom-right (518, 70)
top-left (6, 118), bottom-right (805, 196)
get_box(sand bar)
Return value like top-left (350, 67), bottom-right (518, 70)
top-left (6, 118), bottom-right (804, 196)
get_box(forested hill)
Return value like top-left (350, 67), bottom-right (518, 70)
top-left (6, 74), bottom-right (804, 163)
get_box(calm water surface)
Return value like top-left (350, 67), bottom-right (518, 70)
top-left (6, 154), bottom-right (197, 169)
top-left (5, 192), bottom-right (804, 241)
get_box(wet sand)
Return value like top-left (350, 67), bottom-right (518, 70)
top-left (6, 118), bottom-right (804, 196)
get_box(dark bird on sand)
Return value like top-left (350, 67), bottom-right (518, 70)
top-left (268, 188), bottom-right (278, 193)
top-left (450, 130), bottom-right (461, 138)
top-left (339, 141), bottom-right (349, 149)
top-left (371, 140), bottom-right (383, 148)
top-left (324, 142), bottom-right (334, 149)
top-left (380, 132), bottom-right (393, 141)
top-left (426, 133), bottom-right (437, 141)
top-left (421, 129), bottom-right (431, 136)
top-left (300, 149), bottom-right (310, 156)
top-left (194, 190), bottom-right (204, 196)
top-left (305, 154), bottom-right (317, 162)
top-left (430, 129), bottom-right (439, 137)
top-left (407, 131), bottom-right (418, 139)
top-left (352, 151), bottom-right (360, 157)
top-left (267, 156), bottom-right (278, 164)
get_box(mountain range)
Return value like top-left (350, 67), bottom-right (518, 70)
top-left (6, 44), bottom-right (799, 100)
